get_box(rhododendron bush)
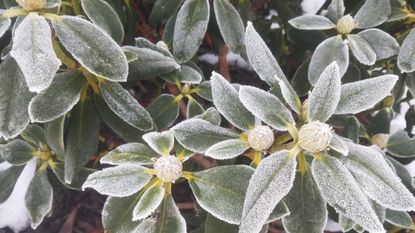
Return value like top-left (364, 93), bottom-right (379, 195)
top-left (0, 0), bottom-right (415, 232)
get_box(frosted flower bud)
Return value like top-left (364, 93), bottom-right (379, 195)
top-left (156, 41), bottom-right (169, 51)
top-left (371, 133), bottom-right (389, 148)
top-left (336, 14), bottom-right (356, 35)
top-left (16, 0), bottom-right (46, 11)
top-left (298, 121), bottom-right (333, 153)
top-left (248, 125), bottom-right (274, 151)
top-left (154, 155), bottom-right (183, 183)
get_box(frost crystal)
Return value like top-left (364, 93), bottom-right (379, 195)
top-left (248, 125), bottom-right (274, 151)
top-left (298, 121), bottom-right (332, 153)
top-left (336, 14), bottom-right (356, 35)
top-left (154, 155), bottom-right (183, 183)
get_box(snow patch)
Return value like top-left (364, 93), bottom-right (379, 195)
top-left (198, 52), bottom-right (251, 69)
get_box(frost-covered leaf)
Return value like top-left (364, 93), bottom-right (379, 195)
top-left (142, 131), bottom-right (174, 155)
top-left (0, 165), bottom-right (24, 204)
top-left (173, 0), bottom-right (209, 63)
top-left (239, 86), bottom-right (294, 131)
top-left (278, 78), bottom-right (301, 114)
top-left (25, 171), bottom-right (53, 229)
top-left (146, 94), bottom-right (179, 130)
top-left (29, 70), bottom-right (83, 123)
top-left (326, 0), bottom-right (345, 22)
top-left (163, 64), bottom-right (203, 84)
top-left (311, 155), bottom-right (384, 232)
top-left (358, 29), bottom-right (399, 60)
top-left (398, 27), bottom-right (415, 73)
top-left (45, 117), bottom-right (65, 158)
top-left (204, 214), bottom-right (238, 233)
top-left (213, 0), bottom-right (245, 53)
top-left (11, 13), bottom-right (61, 93)
top-left (329, 134), bottom-right (349, 156)
top-left (149, 0), bottom-right (181, 26)
top-left (205, 139), bottom-right (249, 160)
top-left (240, 151), bottom-right (296, 233)
top-left (289, 15), bottom-right (335, 30)
top-left (100, 81), bottom-right (153, 131)
top-left (354, 0), bottom-right (391, 29)
top-left (282, 170), bottom-right (327, 233)
top-left (172, 119), bottom-right (239, 152)
top-left (193, 107), bottom-right (221, 126)
top-left (0, 57), bottom-right (34, 139)
top-left (21, 124), bottom-right (46, 147)
top-left (186, 98), bottom-right (204, 118)
top-left (0, 17), bottom-right (11, 39)
top-left (82, 165), bottom-right (152, 197)
top-left (335, 75), bottom-right (398, 114)
top-left (101, 143), bottom-right (159, 166)
top-left (347, 34), bottom-right (376, 66)
top-left (53, 16), bottom-right (128, 82)
top-left (189, 165), bottom-right (254, 224)
top-left (385, 209), bottom-right (413, 229)
top-left (386, 130), bottom-right (415, 158)
top-left (156, 194), bottom-right (186, 233)
top-left (2, 139), bottom-right (34, 166)
top-left (343, 142), bottom-right (415, 210)
top-left (211, 72), bottom-right (255, 130)
top-left (133, 182), bottom-right (164, 220)
top-left (308, 36), bottom-right (349, 85)
top-left (81, 0), bottom-right (124, 43)
top-left (339, 214), bottom-right (355, 232)
top-left (308, 62), bottom-right (341, 122)
top-left (52, 163), bottom-right (95, 191)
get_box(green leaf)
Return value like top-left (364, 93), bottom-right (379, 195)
top-left (193, 107), bottom-right (221, 126)
top-left (29, 70), bottom-right (83, 123)
top-left (204, 214), bottom-right (238, 233)
top-left (347, 34), bottom-right (376, 66)
top-left (11, 13), bottom-right (61, 93)
top-left (0, 165), bottom-right (24, 204)
top-left (311, 154), bottom-right (384, 232)
top-left (288, 15), bottom-right (335, 30)
top-left (211, 72), bottom-right (255, 130)
top-left (354, 0), bottom-right (391, 29)
top-left (0, 57), bottom-right (34, 139)
top-left (101, 143), bottom-right (159, 166)
top-left (64, 98), bottom-right (100, 184)
top-left (282, 169), bottom-right (327, 233)
top-left (308, 62), bottom-right (341, 122)
top-left (147, 94), bottom-right (179, 130)
top-left (133, 182), bottom-right (164, 220)
top-left (173, 0), bottom-right (210, 63)
top-left (239, 86), bottom-right (294, 131)
top-left (21, 124), bottom-right (47, 147)
top-left (196, 81), bottom-right (213, 101)
top-left (386, 130), bottom-right (415, 158)
top-left (142, 131), bottom-right (174, 155)
top-left (213, 0), bottom-right (245, 53)
top-left (156, 194), bottom-right (187, 233)
top-left (344, 142), bottom-right (415, 211)
top-left (149, 0), bottom-right (182, 26)
top-left (335, 75), bottom-right (398, 114)
top-left (45, 116), bottom-right (65, 156)
top-left (328, 134), bottom-right (349, 156)
top-left (53, 16), bottom-right (128, 82)
top-left (2, 139), bottom-right (34, 166)
top-left (385, 209), bottom-right (413, 229)
top-left (172, 119), bottom-right (239, 152)
top-left (100, 81), bottom-right (153, 131)
top-left (25, 171), bottom-right (53, 229)
top-left (81, 0), bottom-right (124, 43)
top-left (240, 151), bottom-right (297, 233)
top-left (398, 27), bottom-right (415, 73)
top-left (186, 98), bottom-right (204, 118)
top-left (82, 164), bottom-right (152, 197)
top-left (205, 139), bottom-right (249, 160)
top-left (308, 36), bottom-right (349, 85)
top-left (357, 29), bottom-right (399, 61)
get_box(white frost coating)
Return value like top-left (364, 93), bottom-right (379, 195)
top-left (239, 151), bottom-right (296, 233)
top-left (344, 142), bottom-right (415, 211)
top-left (326, 0), bottom-right (345, 22)
top-left (335, 75), bottom-right (398, 114)
top-left (398, 27), bottom-right (415, 73)
top-left (308, 36), bottom-right (349, 85)
top-left (142, 131), bottom-right (174, 156)
top-left (0, 18), bottom-right (11, 39)
top-left (153, 155), bottom-right (182, 183)
top-left (301, 0), bottom-right (325, 15)
top-left (347, 34), bottom-right (376, 65)
top-left (288, 15), bottom-right (335, 30)
top-left (132, 182), bottom-right (164, 220)
top-left (248, 125), bottom-right (274, 151)
top-left (353, 0), bottom-right (391, 29)
top-left (211, 72), bottom-right (255, 130)
top-left (82, 165), bottom-right (152, 197)
top-left (298, 121), bottom-right (333, 153)
top-left (358, 29), bottom-right (399, 61)
top-left (312, 156), bottom-right (385, 233)
top-left (239, 86), bottom-right (294, 131)
top-left (158, 195), bottom-right (187, 233)
top-left (205, 139), bottom-right (249, 160)
top-left (308, 62), bottom-right (341, 122)
top-left (100, 143), bottom-right (159, 166)
top-left (11, 13), bottom-right (61, 93)
top-left (329, 133), bottom-right (349, 156)
top-left (0, 159), bottom-right (36, 233)
top-left (52, 16), bottom-right (128, 82)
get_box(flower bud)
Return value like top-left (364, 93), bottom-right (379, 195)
top-left (248, 125), bottom-right (274, 151)
top-left (336, 14), bottom-right (356, 35)
top-left (298, 121), bottom-right (333, 153)
top-left (156, 41), bottom-right (169, 51)
top-left (154, 155), bottom-right (182, 183)
top-left (371, 133), bottom-right (389, 148)
top-left (17, 0), bottom-right (46, 11)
